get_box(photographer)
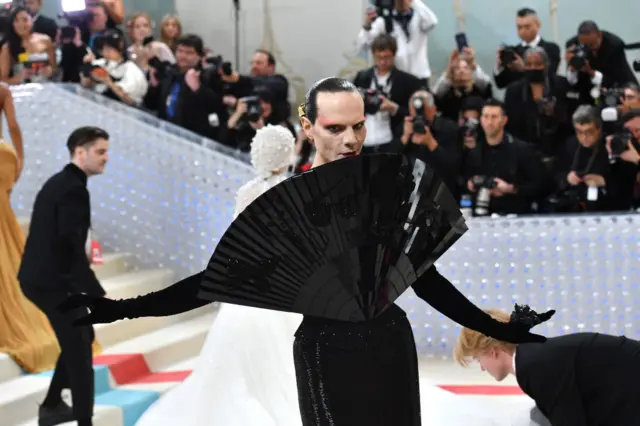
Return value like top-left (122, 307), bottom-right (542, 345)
top-left (605, 109), bottom-right (640, 210)
top-left (464, 99), bottom-right (545, 216)
top-left (26, 0), bottom-right (57, 40)
top-left (126, 12), bottom-right (175, 77)
top-left (218, 50), bottom-right (289, 119)
top-left (550, 106), bottom-right (612, 213)
top-left (226, 86), bottom-right (295, 151)
top-left (353, 34), bottom-right (422, 154)
top-left (80, 29), bottom-right (147, 106)
top-left (394, 90), bottom-right (460, 196)
top-left (143, 35), bottom-right (227, 141)
top-left (564, 21), bottom-right (638, 103)
top-left (494, 8), bottom-right (560, 89)
top-left (358, 0), bottom-right (438, 86)
top-left (504, 47), bottom-right (570, 172)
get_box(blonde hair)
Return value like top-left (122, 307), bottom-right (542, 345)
top-left (453, 308), bottom-right (517, 367)
top-left (160, 15), bottom-right (182, 50)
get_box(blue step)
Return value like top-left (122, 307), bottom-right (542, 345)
top-left (96, 389), bottom-right (159, 426)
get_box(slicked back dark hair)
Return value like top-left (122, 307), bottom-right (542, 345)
top-left (300, 77), bottom-right (360, 124)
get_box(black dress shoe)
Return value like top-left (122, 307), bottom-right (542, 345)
top-left (38, 401), bottom-right (75, 426)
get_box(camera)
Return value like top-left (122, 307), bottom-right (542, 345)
top-left (460, 117), bottom-right (479, 138)
top-left (634, 59), bottom-right (640, 72)
top-left (472, 175), bottom-right (496, 217)
top-left (609, 129), bottom-right (634, 158)
top-left (411, 96), bottom-right (428, 135)
top-left (568, 44), bottom-right (592, 70)
top-left (600, 87), bottom-right (625, 107)
top-left (359, 88), bottom-right (383, 115)
top-left (241, 95), bottom-right (262, 123)
top-left (204, 55), bottom-right (233, 76)
top-left (499, 45), bottom-right (518, 65)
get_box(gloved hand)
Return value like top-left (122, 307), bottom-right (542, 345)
top-left (58, 294), bottom-right (134, 325)
top-left (489, 304), bottom-right (556, 344)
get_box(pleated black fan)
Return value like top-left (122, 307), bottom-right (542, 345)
top-left (198, 153), bottom-right (467, 322)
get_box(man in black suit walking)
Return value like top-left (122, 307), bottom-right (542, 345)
top-left (454, 307), bottom-right (640, 426)
top-left (18, 126), bottom-right (110, 426)
top-left (494, 8), bottom-right (561, 89)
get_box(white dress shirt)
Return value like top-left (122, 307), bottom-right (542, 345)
top-left (356, 1), bottom-right (438, 79)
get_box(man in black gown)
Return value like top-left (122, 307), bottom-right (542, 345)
top-left (60, 78), bottom-right (553, 425)
top-left (454, 308), bottom-right (640, 426)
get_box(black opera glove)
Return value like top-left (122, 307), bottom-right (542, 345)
top-left (58, 294), bottom-right (143, 325)
top-left (490, 304), bottom-right (555, 344)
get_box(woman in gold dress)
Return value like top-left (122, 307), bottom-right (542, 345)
top-left (0, 84), bottom-right (100, 373)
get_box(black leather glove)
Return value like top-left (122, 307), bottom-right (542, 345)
top-left (58, 294), bottom-right (140, 325)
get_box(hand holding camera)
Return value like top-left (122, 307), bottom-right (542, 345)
top-left (567, 171), bottom-right (583, 186)
top-left (497, 46), bottom-right (524, 71)
top-left (185, 68), bottom-right (201, 92)
top-left (606, 133), bottom-right (640, 164)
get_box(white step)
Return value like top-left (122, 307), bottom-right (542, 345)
top-left (16, 405), bottom-right (123, 426)
top-left (93, 252), bottom-right (133, 281)
top-left (102, 269), bottom-right (175, 301)
top-left (104, 312), bottom-right (216, 372)
top-left (0, 313), bottom-right (214, 426)
top-left (0, 353), bottom-right (23, 383)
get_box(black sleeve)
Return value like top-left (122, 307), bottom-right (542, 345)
top-left (58, 187), bottom-right (105, 297)
top-left (494, 68), bottom-right (521, 89)
top-left (122, 270), bottom-right (212, 318)
top-left (411, 266), bottom-right (496, 333)
top-left (547, 42), bottom-right (561, 74)
top-left (515, 142), bottom-right (545, 198)
top-left (610, 43), bottom-right (639, 85)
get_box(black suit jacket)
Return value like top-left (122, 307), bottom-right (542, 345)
top-left (565, 31), bottom-right (638, 87)
top-left (494, 39), bottom-right (561, 89)
top-left (18, 164), bottom-right (105, 300)
top-left (516, 332), bottom-right (640, 426)
top-left (32, 15), bottom-right (58, 40)
top-left (353, 67), bottom-right (423, 137)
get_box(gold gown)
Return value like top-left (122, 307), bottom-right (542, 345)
top-left (0, 142), bottom-right (101, 373)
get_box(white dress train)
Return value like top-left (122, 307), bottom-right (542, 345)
top-left (134, 174), bottom-right (304, 426)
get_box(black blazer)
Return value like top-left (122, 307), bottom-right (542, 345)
top-left (565, 31), bottom-right (638, 87)
top-left (516, 332), bottom-right (640, 426)
top-left (32, 15), bottom-right (58, 40)
top-left (353, 67), bottom-right (423, 136)
top-left (18, 164), bottom-right (105, 300)
top-left (494, 39), bottom-right (561, 89)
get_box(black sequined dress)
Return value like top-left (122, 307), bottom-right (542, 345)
top-left (294, 303), bottom-right (420, 425)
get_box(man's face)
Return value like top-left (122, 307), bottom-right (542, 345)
top-left (516, 15), bottom-right (539, 43)
top-left (394, 0), bottom-right (411, 12)
top-left (574, 122), bottom-right (601, 148)
top-left (624, 117), bottom-right (640, 142)
top-left (481, 106), bottom-right (507, 137)
top-left (250, 52), bottom-right (273, 77)
top-left (475, 349), bottom-right (510, 382)
top-left (373, 49), bottom-right (394, 74)
top-left (75, 138), bottom-right (109, 176)
top-left (89, 6), bottom-right (108, 33)
top-left (524, 52), bottom-right (545, 71)
top-left (302, 91), bottom-right (366, 166)
top-left (577, 31), bottom-right (602, 52)
top-left (25, 0), bottom-right (41, 15)
top-left (175, 44), bottom-right (200, 71)
top-left (622, 88), bottom-right (640, 108)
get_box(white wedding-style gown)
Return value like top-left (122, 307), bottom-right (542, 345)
top-left (135, 125), bottom-right (303, 426)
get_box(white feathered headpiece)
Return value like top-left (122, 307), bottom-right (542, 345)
top-left (250, 124), bottom-right (295, 178)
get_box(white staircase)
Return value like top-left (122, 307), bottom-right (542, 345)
top-left (1, 218), bottom-right (215, 426)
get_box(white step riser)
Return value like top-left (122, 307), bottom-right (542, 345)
top-left (103, 270), bottom-right (174, 302)
top-left (17, 405), bottom-right (124, 426)
top-left (93, 253), bottom-right (133, 281)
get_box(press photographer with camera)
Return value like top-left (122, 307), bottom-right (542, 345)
top-left (549, 106), bottom-right (612, 213)
top-left (432, 47), bottom-right (492, 122)
top-left (25, 0), bottom-right (57, 40)
top-left (395, 90), bottom-right (461, 196)
top-left (494, 8), bottom-right (560, 89)
top-left (463, 99), bottom-right (545, 216)
top-left (143, 35), bottom-right (227, 141)
top-left (605, 109), bottom-right (640, 210)
top-left (217, 50), bottom-right (289, 120)
top-left (504, 46), bottom-right (571, 172)
top-left (226, 86), bottom-right (295, 151)
top-left (80, 29), bottom-right (147, 106)
top-left (358, 0), bottom-right (438, 87)
top-left (58, 2), bottom-right (123, 83)
top-left (352, 34), bottom-right (422, 154)
top-left (564, 21), bottom-right (638, 105)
